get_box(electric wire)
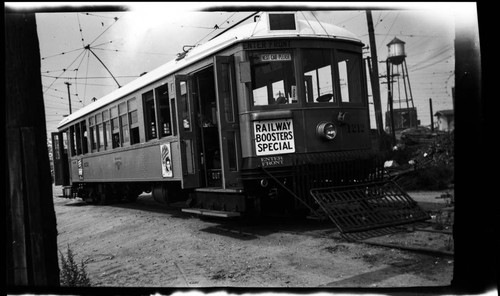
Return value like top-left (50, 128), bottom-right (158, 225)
top-left (89, 16), bottom-right (120, 46)
top-left (83, 49), bottom-right (91, 105)
top-left (92, 47), bottom-right (176, 56)
top-left (43, 49), bottom-right (87, 94)
top-left (377, 11), bottom-right (400, 54)
top-left (336, 11), bottom-right (364, 26)
top-left (41, 48), bottom-right (83, 60)
top-left (193, 12), bottom-right (237, 46)
top-left (77, 13), bottom-right (85, 47)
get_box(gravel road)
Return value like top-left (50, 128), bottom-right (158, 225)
top-left (53, 186), bottom-right (453, 288)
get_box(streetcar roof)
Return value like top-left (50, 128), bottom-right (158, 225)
top-left (57, 12), bottom-right (361, 130)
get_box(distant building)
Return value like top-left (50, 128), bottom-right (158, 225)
top-left (434, 109), bottom-right (454, 132)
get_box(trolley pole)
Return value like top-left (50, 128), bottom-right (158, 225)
top-left (64, 81), bottom-right (72, 114)
top-left (366, 10), bottom-right (384, 135)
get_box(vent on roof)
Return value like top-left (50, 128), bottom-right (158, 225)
top-left (268, 13), bottom-right (296, 31)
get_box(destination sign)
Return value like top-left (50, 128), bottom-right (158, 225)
top-left (254, 118), bottom-right (295, 156)
top-left (260, 52), bottom-right (292, 62)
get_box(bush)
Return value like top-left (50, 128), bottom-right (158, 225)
top-left (399, 165), bottom-right (454, 190)
top-left (59, 244), bottom-right (91, 287)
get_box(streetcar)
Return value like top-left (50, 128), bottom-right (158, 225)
top-left (52, 11), bottom-right (390, 219)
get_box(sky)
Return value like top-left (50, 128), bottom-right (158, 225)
top-left (6, 2), bottom-right (476, 140)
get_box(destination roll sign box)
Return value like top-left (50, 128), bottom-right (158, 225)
top-left (253, 118), bottom-right (295, 156)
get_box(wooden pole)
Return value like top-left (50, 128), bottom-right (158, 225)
top-left (386, 60), bottom-right (396, 145)
top-left (64, 82), bottom-right (72, 114)
top-left (366, 10), bottom-right (384, 135)
top-left (429, 98), bottom-right (434, 132)
top-left (6, 12), bottom-right (60, 286)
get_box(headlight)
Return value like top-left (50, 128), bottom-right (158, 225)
top-left (316, 122), bottom-right (337, 140)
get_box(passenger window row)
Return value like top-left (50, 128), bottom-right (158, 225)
top-left (68, 82), bottom-right (175, 157)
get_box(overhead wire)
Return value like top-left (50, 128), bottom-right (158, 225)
top-left (89, 16), bottom-right (120, 46)
top-left (42, 74), bottom-right (139, 79)
top-left (92, 47), bottom-right (176, 56)
top-left (83, 49), bottom-right (91, 105)
top-left (376, 11), bottom-right (400, 54)
top-left (193, 12), bottom-right (237, 46)
top-left (80, 12), bottom-right (118, 20)
top-left (73, 47), bottom-right (89, 103)
top-left (41, 47), bottom-right (83, 60)
top-left (76, 13), bottom-right (85, 46)
top-left (336, 11), bottom-right (364, 26)
top-left (43, 48), bottom-right (87, 94)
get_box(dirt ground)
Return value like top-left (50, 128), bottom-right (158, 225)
top-left (52, 185), bottom-right (454, 288)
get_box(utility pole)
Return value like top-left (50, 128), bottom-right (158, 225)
top-left (366, 10), bottom-right (384, 135)
top-left (386, 60), bottom-right (396, 145)
top-left (64, 81), bottom-right (72, 114)
top-left (429, 98), bottom-right (434, 132)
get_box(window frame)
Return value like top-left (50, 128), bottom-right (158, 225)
top-left (245, 41), bottom-right (367, 111)
top-left (335, 49), bottom-right (365, 107)
top-left (128, 97), bottom-right (140, 145)
top-left (248, 49), bottom-right (299, 109)
top-left (155, 84), bottom-right (173, 138)
top-left (118, 102), bottom-right (129, 146)
top-left (89, 115), bottom-right (97, 152)
top-left (267, 12), bottom-right (298, 33)
top-left (110, 106), bottom-right (120, 148)
top-left (301, 47), bottom-right (339, 107)
top-left (102, 109), bottom-right (111, 150)
top-left (143, 90), bottom-right (158, 141)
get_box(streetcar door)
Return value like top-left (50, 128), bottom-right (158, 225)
top-left (175, 75), bottom-right (201, 188)
top-left (214, 56), bottom-right (242, 188)
top-left (51, 131), bottom-right (69, 186)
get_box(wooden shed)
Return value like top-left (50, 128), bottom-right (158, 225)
top-left (434, 109), bottom-right (454, 132)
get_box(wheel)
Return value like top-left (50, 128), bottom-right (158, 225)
top-left (152, 184), bottom-right (168, 204)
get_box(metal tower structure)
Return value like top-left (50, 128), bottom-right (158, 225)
top-left (385, 37), bottom-right (418, 133)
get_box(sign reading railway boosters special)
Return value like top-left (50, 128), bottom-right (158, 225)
top-left (254, 119), bottom-right (295, 156)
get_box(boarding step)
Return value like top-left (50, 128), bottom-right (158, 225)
top-left (181, 208), bottom-right (241, 218)
top-left (194, 187), bottom-right (243, 194)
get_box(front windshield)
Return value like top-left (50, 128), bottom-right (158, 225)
top-left (302, 48), bottom-right (336, 103)
top-left (249, 50), bottom-right (297, 106)
top-left (248, 46), bottom-right (364, 108)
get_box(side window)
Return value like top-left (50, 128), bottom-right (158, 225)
top-left (89, 116), bottom-right (97, 152)
top-left (171, 97), bottom-right (177, 136)
top-left (62, 131), bottom-right (68, 155)
top-left (110, 106), bottom-right (120, 148)
top-left (119, 102), bottom-right (129, 145)
top-left (69, 125), bottom-right (76, 156)
top-left (302, 48), bottom-right (335, 103)
top-left (337, 51), bottom-right (363, 104)
top-left (128, 98), bottom-right (140, 144)
top-left (103, 110), bottom-right (111, 150)
top-left (75, 122), bottom-right (82, 155)
top-left (143, 90), bottom-right (157, 141)
top-left (95, 113), bottom-right (104, 151)
top-left (155, 84), bottom-right (172, 137)
top-left (249, 50), bottom-right (297, 106)
top-left (81, 120), bottom-right (88, 154)
top-left (179, 81), bottom-right (191, 131)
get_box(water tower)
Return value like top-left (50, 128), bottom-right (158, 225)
top-left (385, 37), bottom-right (418, 133)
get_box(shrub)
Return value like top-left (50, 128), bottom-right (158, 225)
top-left (59, 244), bottom-right (91, 287)
top-left (399, 165), bottom-right (454, 190)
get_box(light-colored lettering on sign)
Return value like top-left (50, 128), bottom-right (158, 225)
top-left (254, 118), bottom-right (295, 156)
